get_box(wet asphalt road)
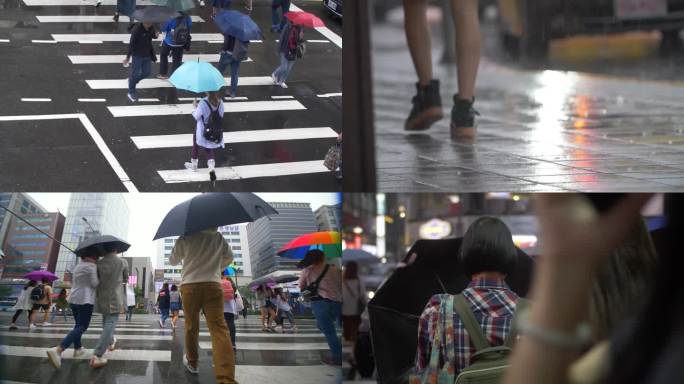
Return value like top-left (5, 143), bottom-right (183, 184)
top-left (372, 8), bottom-right (684, 192)
top-left (0, 0), bottom-right (342, 192)
top-left (0, 312), bottom-right (341, 383)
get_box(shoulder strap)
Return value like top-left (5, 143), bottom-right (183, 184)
top-left (504, 297), bottom-right (529, 347)
top-left (453, 294), bottom-right (491, 352)
top-left (313, 264), bottom-right (330, 285)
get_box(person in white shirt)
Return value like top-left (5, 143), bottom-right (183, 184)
top-left (8, 280), bottom-right (37, 330)
top-left (46, 251), bottom-right (100, 369)
top-left (125, 285), bottom-right (136, 321)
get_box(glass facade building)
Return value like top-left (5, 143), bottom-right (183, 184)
top-left (1, 212), bottom-right (65, 279)
top-left (314, 204), bottom-right (342, 232)
top-left (55, 193), bottom-right (129, 282)
top-left (246, 202), bottom-right (317, 278)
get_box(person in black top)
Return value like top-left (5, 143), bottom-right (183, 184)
top-left (123, 22), bottom-right (158, 102)
top-left (157, 283), bottom-right (171, 328)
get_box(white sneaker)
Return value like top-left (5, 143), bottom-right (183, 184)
top-left (73, 348), bottom-right (85, 358)
top-left (46, 347), bottom-right (62, 369)
top-left (127, 93), bottom-right (138, 102)
top-left (43, 322), bottom-right (53, 326)
top-left (108, 337), bottom-right (117, 352)
top-left (280, 83), bottom-right (288, 89)
top-left (199, 0), bottom-right (205, 6)
top-left (183, 355), bottom-right (198, 374)
top-left (29, 324), bottom-right (37, 329)
top-left (184, 159), bottom-right (198, 172)
top-left (90, 355), bottom-right (108, 368)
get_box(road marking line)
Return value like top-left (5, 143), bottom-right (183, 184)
top-left (0, 345), bottom-right (171, 362)
top-left (224, 96), bottom-right (249, 101)
top-left (209, 39), bottom-right (262, 43)
top-left (52, 33), bottom-right (261, 43)
top-left (131, 127), bottom-right (338, 149)
top-left (18, 326), bottom-right (171, 332)
top-left (271, 95), bottom-right (294, 99)
top-left (68, 54), bottom-right (251, 64)
top-left (157, 159), bottom-right (328, 183)
top-left (0, 39), bottom-right (9, 43)
top-left (21, 98), bottom-right (51, 102)
top-left (317, 92), bottom-right (342, 98)
top-left (78, 98), bottom-right (107, 102)
top-left (37, 15), bottom-right (204, 23)
top-left (0, 331), bottom-right (172, 340)
top-left (137, 98), bottom-right (160, 102)
top-left (275, 39), bottom-right (330, 43)
top-left (78, 40), bottom-right (102, 44)
top-left (78, 114), bottom-right (138, 192)
top-left (291, 3), bottom-right (342, 48)
top-left (108, 100), bottom-right (305, 117)
top-left (200, 332), bottom-right (326, 338)
top-left (87, 76), bottom-right (274, 89)
top-left (24, 0), bottom-right (157, 5)
top-left (31, 40), bottom-right (56, 44)
top-left (199, 341), bottom-right (330, 350)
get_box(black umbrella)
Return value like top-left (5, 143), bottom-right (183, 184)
top-left (153, 193), bottom-right (278, 240)
top-left (74, 235), bottom-right (131, 257)
top-left (368, 237), bottom-right (535, 384)
top-left (131, 6), bottom-right (180, 23)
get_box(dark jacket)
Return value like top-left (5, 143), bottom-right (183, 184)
top-left (127, 24), bottom-right (156, 59)
top-left (157, 288), bottom-right (170, 309)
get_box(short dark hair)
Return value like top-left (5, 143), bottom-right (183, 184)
top-left (459, 216), bottom-right (517, 277)
top-left (41, 277), bottom-right (49, 284)
top-left (171, 284), bottom-right (178, 291)
top-left (305, 249), bottom-right (325, 263)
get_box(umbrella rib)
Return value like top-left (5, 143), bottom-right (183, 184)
top-left (0, 205), bottom-right (76, 254)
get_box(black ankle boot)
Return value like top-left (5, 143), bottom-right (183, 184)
top-left (450, 94), bottom-right (479, 139)
top-left (405, 79), bottom-right (443, 131)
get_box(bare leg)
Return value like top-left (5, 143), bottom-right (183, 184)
top-left (450, 0), bottom-right (480, 101)
top-left (403, 0), bottom-right (432, 85)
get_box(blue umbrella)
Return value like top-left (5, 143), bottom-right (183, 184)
top-left (169, 59), bottom-right (226, 94)
top-left (213, 10), bottom-right (262, 42)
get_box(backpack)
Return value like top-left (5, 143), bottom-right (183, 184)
top-left (222, 280), bottom-right (234, 301)
top-left (201, 99), bottom-right (223, 143)
top-left (409, 294), bottom-right (526, 384)
top-left (232, 39), bottom-right (249, 62)
top-left (172, 16), bottom-right (190, 46)
top-left (30, 285), bottom-right (45, 301)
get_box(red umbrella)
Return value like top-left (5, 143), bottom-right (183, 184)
top-left (285, 11), bottom-right (325, 28)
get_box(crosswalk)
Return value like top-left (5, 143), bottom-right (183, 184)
top-left (11, 0), bottom-right (342, 190)
top-left (0, 313), bottom-right (341, 383)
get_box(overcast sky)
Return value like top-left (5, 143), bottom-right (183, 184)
top-left (29, 193), bottom-right (341, 267)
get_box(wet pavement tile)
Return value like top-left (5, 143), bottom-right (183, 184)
top-left (371, 18), bottom-right (684, 192)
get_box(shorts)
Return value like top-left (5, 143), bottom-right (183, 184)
top-left (33, 303), bottom-right (49, 311)
top-left (170, 302), bottom-right (181, 312)
top-left (265, 301), bottom-right (277, 310)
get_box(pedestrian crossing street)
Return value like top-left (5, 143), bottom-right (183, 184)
top-left (7, 0), bottom-right (342, 190)
top-left (0, 313), bottom-right (341, 383)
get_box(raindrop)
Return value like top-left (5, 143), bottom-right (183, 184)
top-left (668, 141), bottom-right (673, 145)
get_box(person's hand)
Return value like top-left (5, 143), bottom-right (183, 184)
top-left (122, 58), bottom-right (129, 65)
top-left (534, 194), bottom-right (651, 269)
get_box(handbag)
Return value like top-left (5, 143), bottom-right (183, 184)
top-left (301, 264), bottom-right (330, 300)
top-left (324, 145), bottom-right (341, 171)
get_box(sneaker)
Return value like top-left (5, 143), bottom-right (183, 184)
top-left (209, 170), bottom-right (217, 183)
top-left (184, 161), bottom-right (197, 172)
top-left (95, 0), bottom-right (101, 7)
top-left (158, 319), bottom-right (164, 328)
top-left (46, 347), bottom-right (62, 369)
top-left (321, 355), bottom-right (342, 367)
top-left (43, 322), bottom-right (53, 326)
top-left (107, 337), bottom-right (117, 352)
top-left (183, 355), bottom-right (198, 374)
top-left (156, 74), bottom-right (169, 80)
top-left (127, 93), bottom-right (138, 102)
top-left (405, 79), bottom-right (443, 131)
top-left (73, 348), bottom-right (85, 358)
top-left (450, 94), bottom-right (479, 140)
top-left (90, 355), bottom-right (108, 368)
top-left (271, 73), bottom-right (278, 84)
top-left (279, 83), bottom-right (288, 89)
top-left (29, 324), bottom-right (37, 329)
top-left (9, 324), bottom-right (17, 330)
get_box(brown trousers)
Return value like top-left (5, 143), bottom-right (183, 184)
top-left (181, 282), bottom-right (237, 384)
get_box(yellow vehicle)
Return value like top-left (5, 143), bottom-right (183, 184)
top-left (498, 0), bottom-right (684, 58)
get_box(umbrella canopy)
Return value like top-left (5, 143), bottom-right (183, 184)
top-left (169, 60), bottom-right (226, 94)
top-left (149, 0), bottom-right (194, 11)
top-left (248, 274), bottom-right (299, 290)
top-left (153, 193), bottom-right (278, 240)
top-left (74, 235), bottom-right (131, 257)
top-left (131, 6), bottom-right (180, 23)
top-left (213, 10), bottom-right (262, 42)
top-left (277, 231), bottom-right (341, 259)
top-left (285, 11), bottom-right (325, 28)
top-left (368, 237), bottom-right (535, 384)
top-left (24, 270), bottom-right (58, 282)
top-left (343, 249), bottom-right (381, 266)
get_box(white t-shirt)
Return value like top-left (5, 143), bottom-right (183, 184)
top-left (342, 278), bottom-right (366, 316)
top-left (68, 261), bottom-right (99, 305)
top-left (223, 291), bottom-right (238, 314)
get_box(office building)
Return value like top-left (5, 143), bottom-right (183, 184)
top-left (314, 204), bottom-right (342, 232)
top-left (247, 202), bottom-right (317, 279)
top-left (122, 256), bottom-right (154, 303)
top-left (0, 212), bottom-right (65, 279)
top-left (0, 193), bottom-right (46, 250)
top-left (55, 194), bottom-right (129, 282)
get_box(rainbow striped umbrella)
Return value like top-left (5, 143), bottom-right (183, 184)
top-left (277, 231), bottom-right (341, 260)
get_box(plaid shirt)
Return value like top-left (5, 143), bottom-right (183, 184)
top-left (414, 276), bottom-right (519, 378)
